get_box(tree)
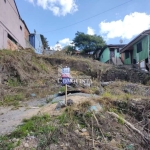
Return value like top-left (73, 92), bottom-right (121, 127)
top-left (40, 34), bottom-right (49, 49)
top-left (73, 31), bottom-right (106, 53)
top-left (63, 45), bottom-right (75, 55)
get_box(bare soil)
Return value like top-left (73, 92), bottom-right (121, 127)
top-left (0, 94), bottom-right (94, 135)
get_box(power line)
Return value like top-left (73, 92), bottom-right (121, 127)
top-left (43, 0), bottom-right (133, 34)
top-left (41, 0), bottom-right (99, 25)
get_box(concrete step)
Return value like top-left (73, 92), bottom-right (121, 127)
top-left (112, 57), bottom-right (123, 65)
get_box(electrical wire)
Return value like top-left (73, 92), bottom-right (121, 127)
top-left (43, 0), bottom-right (133, 34)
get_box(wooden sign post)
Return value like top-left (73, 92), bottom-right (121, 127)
top-left (62, 67), bottom-right (70, 105)
top-left (65, 84), bottom-right (67, 105)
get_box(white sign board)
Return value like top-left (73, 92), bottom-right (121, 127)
top-left (62, 67), bottom-right (70, 78)
top-left (62, 67), bottom-right (70, 74)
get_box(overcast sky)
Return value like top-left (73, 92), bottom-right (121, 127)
top-left (16, 0), bottom-right (150, 49)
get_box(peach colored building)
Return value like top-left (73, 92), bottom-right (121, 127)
top-left (0, 0), bottom-right (30, 50)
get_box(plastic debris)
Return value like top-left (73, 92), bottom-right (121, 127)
top-left (31, 93), bottom-right (36, 97)
top-left (88, 103), bottom-right (103, 113)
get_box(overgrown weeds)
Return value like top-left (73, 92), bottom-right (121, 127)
top-left (1, 93), bottom-right (25, 106)
top-left (1, 98), bottom-right (150, 150)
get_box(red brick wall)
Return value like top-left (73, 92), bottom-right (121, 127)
top-left (7, 38), bottom-right (17, 50)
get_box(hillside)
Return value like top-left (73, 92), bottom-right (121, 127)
top-left (0, 49), bottom-right (150, 150)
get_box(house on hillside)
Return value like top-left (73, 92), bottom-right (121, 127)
top-left (29, 34), bottom-right (43, 54)
top-left (120, 30), bottom-right (150, 71)
top-left (0, 0), bottom-right (33, 50)
top-left (99, 44), bottom-right (126, 65)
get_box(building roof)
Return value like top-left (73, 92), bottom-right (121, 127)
top-left (107, 44), bottom-right (126, 48)
top-left (14, 0), bottom-right (30, 33)
top-left (14, 0), bottom-right (21, 19)
top-left (120, 29), bottom-right (150, 53)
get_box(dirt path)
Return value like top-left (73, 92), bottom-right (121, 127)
top-left (0, 97), bottom-right (48, 135)
top-left (0, 93), bottom-right (96, 135)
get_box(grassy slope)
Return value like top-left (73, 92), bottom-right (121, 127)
top-left (0, 49), bottom-right (56, 106)
top-left (0, 50), bottom-right (150, 149)
top-left (1, 49), bottom-right (150, 106)
top-left (0, 49), bottom-right (112, 106)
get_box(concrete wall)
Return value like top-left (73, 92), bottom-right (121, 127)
top-left (0, 24), bottom-right (4, 49)
top-left (0, 0), bottom-right (27, 49)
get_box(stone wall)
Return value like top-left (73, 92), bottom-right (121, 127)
top-left (101, 66), bottom-right (150, 85)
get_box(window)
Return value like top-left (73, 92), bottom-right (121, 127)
top-left (20, 26), bottom-right (22, 30)
top-left (117, 48), bottom-right (119, 53)
top-left (125, 51), bottom-right (129, 59)
top-left (8, 34), bottom-right (17, 44)
top-left (137, 42), bottom-right (142, 53)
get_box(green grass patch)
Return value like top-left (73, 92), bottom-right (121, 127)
top-left (7, 78), bottom-right (22, 87)
top-left (2, 93), bottom-right (25, 106)
top-left (39, 63), bottom-right (48, 72)
top-left (56, 112), bottom-right (68, 124)
top-left (59, 86), bottom-right (65, 93)
top-left (9, 114), bottom-right (51, 138)
top-left (118, 115), bottom-right (125, 125)
top-left (0, 136), bottom-right (15, 150)
top-left (31, 56), bottom-right (48, 72)
top-left (0, 114), bottom-right (52, 150)
top-left (102, 91), bottom-right (114, 99)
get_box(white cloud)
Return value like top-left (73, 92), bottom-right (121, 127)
top-left (87, 27), bottom-right (95, 35)
top-left (27, 0), bottom-right (34, 3)
top-left (99, 12), bottom-right (150, 40)
top-left (59, 38), bottom-right (74, 46)
top-left (59, 38), bottom-right (71, 45)
top-left (27, 0), bottom-right (78, 16)
top-left (51, 38), bottom-right (73, 51)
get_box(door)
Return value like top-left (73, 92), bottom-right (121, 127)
top-left (130, 50), bottom-right (133, 64)
top-left (110, 49), bottom-right (115, 58)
